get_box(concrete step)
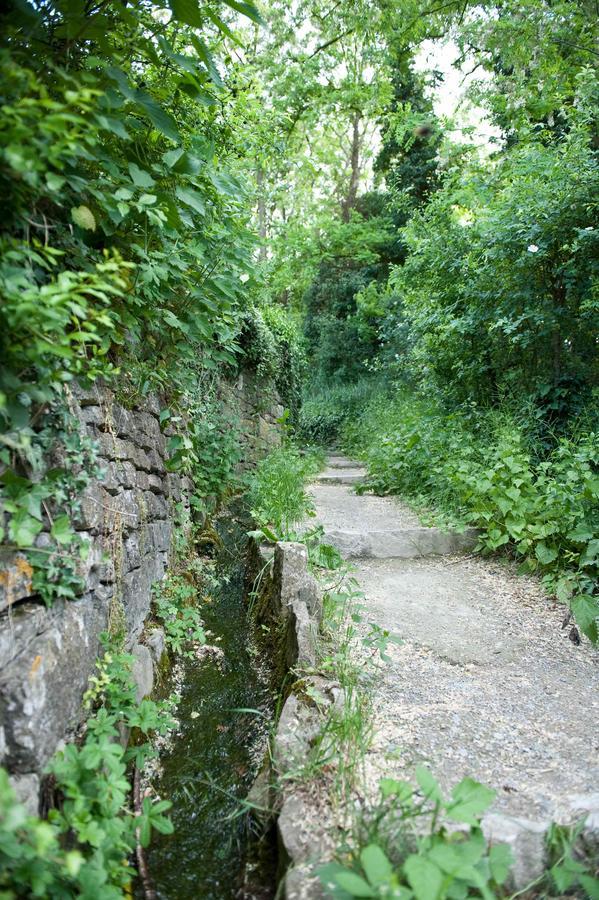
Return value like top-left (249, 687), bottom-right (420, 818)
top-left (315, 469), bottom-right (366, 485)
top-left (326, 456), bottom-right (364, 469)
top-left (322, 526), bottom-right (480, 559)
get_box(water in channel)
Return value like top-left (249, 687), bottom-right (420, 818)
top-left (147, 513), bottom-right (274, 899)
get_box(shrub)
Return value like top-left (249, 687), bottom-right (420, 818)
top-left (299, 380), bottom-right (379, 446)
top-left (247, 444), bottom-right (322, 538)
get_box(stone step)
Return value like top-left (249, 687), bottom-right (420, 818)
top-left (315, 469), bottom-right (366, 485)
top-left (321, 526), bottom-right (479, 559)
top-left (325, 456), bottom-right (363, 469)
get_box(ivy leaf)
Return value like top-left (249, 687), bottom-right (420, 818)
top-left (71, 205), bottom-right (96, 231)
top-left (51, 515), bottom-right (74, 546)
top-left (10, 511), bottom-right (43, 548)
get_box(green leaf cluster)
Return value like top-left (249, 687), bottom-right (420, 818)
top-left (320, 770), bottom-right (511, 899)
top-left (0, 636), bottom-right (174, 897)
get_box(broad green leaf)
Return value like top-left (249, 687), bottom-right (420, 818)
top-left (360, 845), bottom-right (393, 887)
top-left (488, 843), bottom-right (513, 884)
top-left (71, 205), bottom-right (96, 231)
top-left (403, 855), bottom-right (443, 900)
top-left (535, 542), bottom-right (558, 565)
top-left (175, 185), bottom-right (206, 216)
top-left (10, 511), bottom-right (43, 548)
top-left (136, 90), bottom-right (180, 141)
top-left (51, 515), bottom-right (74, 546)
top-left (334, 870), bottom-right (376, 897)
top-left (168, 0), bottom-right (204, 28)
top-left (128, 163), bottom-right (155, 188)
top-left (415, 766), bottom-right (442, 803)
top-left (222, 0), bottom-right (264, 25)
top-left (579, 874), bottom-right (599, 899)
top-left (571, 595), bottom-right (598, 644)
top-left (445, 778), bottom-right (496, 825)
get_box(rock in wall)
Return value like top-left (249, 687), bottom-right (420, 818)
top-left (222, 370), bottom-right (284, 465)
top-left (0, 373), bottom-right (281, 810)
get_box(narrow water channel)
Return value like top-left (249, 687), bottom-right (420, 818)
top-left (147, 513), bottom-right (274, 899)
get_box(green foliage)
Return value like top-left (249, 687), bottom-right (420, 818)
top-left (386, 90), bottom-right (598, 422)
top-left (153, 573), bottom-right (207, 658)
top-left (545, 822), bottom-right (599, 897)
top-left (299, 381), bottom-right (379, 447)
top-left (0, 0), bottom-right (260, 603)
top-left (247, 444), bottom-right (322, 538)
top-left (346, 389), bottom-right (599, 644)
top-left (320, 772), bottom-right (509, 899)
top-left (0, 637), bottom-right (174, 898)
top-left (239, 303), bottom-right (306, 421)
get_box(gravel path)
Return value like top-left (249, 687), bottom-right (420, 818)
top-left (311, 458), bottom-right (599, 824)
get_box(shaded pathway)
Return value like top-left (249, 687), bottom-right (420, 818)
top-left (310, 455), bottom-right (599, 850)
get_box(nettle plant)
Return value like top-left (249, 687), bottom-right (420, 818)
top-left (153, 572), bottom-right (207, 658)
top-left (319, 770), bottom-right (512, 899)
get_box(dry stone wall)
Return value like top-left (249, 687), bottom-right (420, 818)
top-left (0, 373), bottom-right (281, 811)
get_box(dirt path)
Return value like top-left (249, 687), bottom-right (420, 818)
top-left (310, 455), bottom-right (599, 879)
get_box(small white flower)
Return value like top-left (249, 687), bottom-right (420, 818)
top-left (239, 272), bottom-right (250, 282)
top-left (527, 244), bottom-right (539, 253)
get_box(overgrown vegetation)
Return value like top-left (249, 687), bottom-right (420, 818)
top-left (0, 637), bottom-right (174, 898)
top-left (247, 444), bottom-right (322, 539)
top-left (1, 0), bottom-right (598, 894)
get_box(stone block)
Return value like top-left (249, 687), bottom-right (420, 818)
top-left (9, 773), bottom-right (40, 816)
top-left (131, 644), bottom-right (153, 703)
top-left (0, 552), bottom-right (33, 612)
top-left (144, 491), bottom-right (168, 521)
top-left (0, 595), bottom-right (106, 773)
top-left (122, 555), bottom-right (165, 645)
top-left (147, 473), bottom-right (166, 495)
top-left (146, 628), bottom-right (165, 666)
top-left (274, 543), bottom-right (322, 623)
top-left (323, 526), bottom-right (480, 559)
top-left (482, 813), bottom-right (550, 890)
top-left (148, 521), bottom-right (172, 554)
top-left (77, 484), bottom-right (111, 534)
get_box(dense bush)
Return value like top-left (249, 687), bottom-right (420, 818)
top-left (299, 380), bottom-right (379, 446)
top-left (0, 639), bottom-right (173, 898)
top-left (0, 1), bottom-right (261, 602)
top-left (385, 76), bottom-right (599, 424)
top-left (238, 303), bottom-right (305, 421)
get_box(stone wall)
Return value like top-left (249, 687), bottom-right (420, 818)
top-left (222, 370), bottom-right (284, 465)
top-left (0, 373), bottom-right (281, 811)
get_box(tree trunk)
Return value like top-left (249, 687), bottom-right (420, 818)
top-left (341, 111), bottom-right (362, 222)
top-left (256, 165), bottom-right (267, 260)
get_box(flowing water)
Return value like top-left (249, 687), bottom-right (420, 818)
top-left (147, 514), bottom-right (274, 899)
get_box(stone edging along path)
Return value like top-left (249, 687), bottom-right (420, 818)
top-left (254, 455), bottom-right (599, 899)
